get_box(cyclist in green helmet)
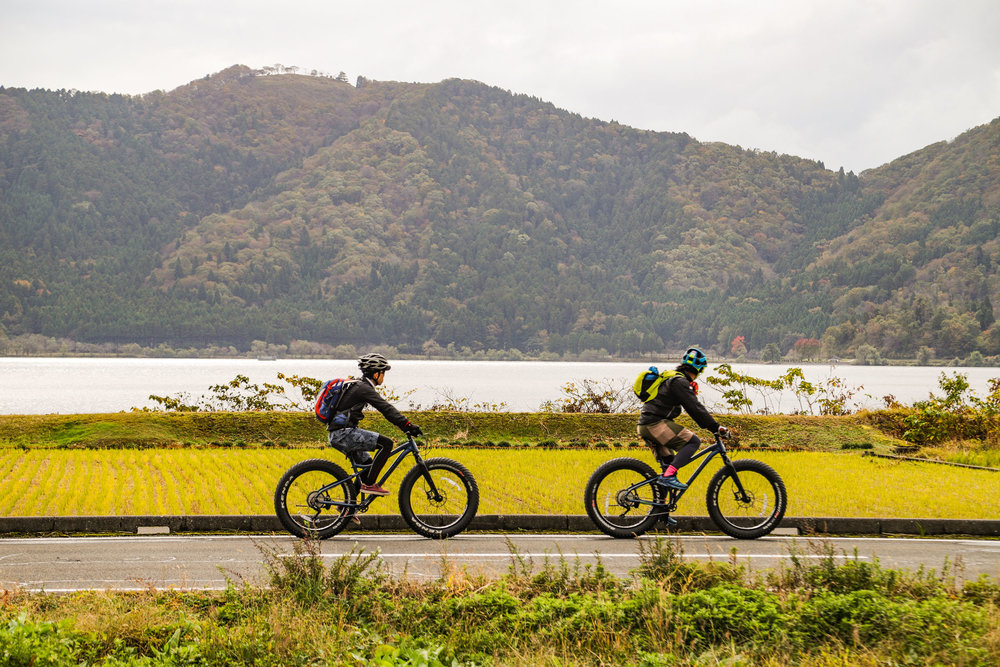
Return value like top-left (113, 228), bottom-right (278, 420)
top-left (637, 347), bottom-right (729, 493)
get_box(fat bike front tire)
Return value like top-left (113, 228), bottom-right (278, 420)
top-left (398, 458), bottom-right (479, 539)
top-left (274, 459), bottom-right (356, 539)
top-left (706, 458), bottom-right (787, 539)
top-left (584, 457), bottom-right (666, 539)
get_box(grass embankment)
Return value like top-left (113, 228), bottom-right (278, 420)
top-left (2, 539), bottom-right (998, 665)
top-left (0, 412), bottom-right (998, 519)
top-left (0, 411), bottom-right (907, 451)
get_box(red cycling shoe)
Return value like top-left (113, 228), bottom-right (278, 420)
top-left (360, 483), bottom-right (389, 496)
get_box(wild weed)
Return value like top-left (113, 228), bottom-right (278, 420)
top-left (962, 574), bottom-right (1000, 605)
top-left (763, 540), bottom-right (981, 608)
top-left (258, 538), bottom-right (384, 605)
top-left (0, 547), bottom-right (997, 666)
top-left (503, 536), bottom-right (620, 596)
top-left (636, 535), bottom-right (746, 592)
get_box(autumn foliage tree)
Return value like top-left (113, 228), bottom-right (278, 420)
top-left (794, 338), bottom-right (822, 361)
top-left (730, 336), bottom-right (747, 356)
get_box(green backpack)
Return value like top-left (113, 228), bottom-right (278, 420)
top-left (633, 367), bottom-right (682, 403)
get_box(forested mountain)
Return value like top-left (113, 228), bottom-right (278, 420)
top-left (1, 65), bottom-right (998, 361)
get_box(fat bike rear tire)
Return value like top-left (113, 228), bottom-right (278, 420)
top-left (584, 457), bottom-right (666, 538)
top-left (274, 459), bottom-right (356, 539)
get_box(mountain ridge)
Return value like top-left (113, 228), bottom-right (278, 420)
top-left (1, 65), bottom-right (997, 362)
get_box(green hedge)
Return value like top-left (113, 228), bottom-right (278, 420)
top-left (0, 411), bottom-right (908, 452)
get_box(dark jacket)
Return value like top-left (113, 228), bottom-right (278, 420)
top-left (331, 377), bottom-right (411, 432)
top-left (638, 368), bottom-right (720, 433)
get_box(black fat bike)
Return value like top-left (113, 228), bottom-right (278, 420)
top-left (274, 434), bottom-right (479, 539)
top-left (584, 433), bottom-right (787, 539)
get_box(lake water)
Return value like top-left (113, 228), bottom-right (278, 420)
top-left (2, 357), bottom-right (999, 415)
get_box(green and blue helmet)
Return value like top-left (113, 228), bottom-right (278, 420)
top-left (680, 347), bottom-right (708, 375)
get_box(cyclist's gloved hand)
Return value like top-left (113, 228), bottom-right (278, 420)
top-left (404, 422), bottom-right (423, 437)
top-left (716, 426), bottom-right (730, 438)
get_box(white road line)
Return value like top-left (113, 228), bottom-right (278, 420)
top-left (16, 587), bottom-right (234, 592)
top-left (9, 584), bottom-right (233, 592)
top-left (0, 558), bottom-right (242, 565)
top-left (14, 579), bottom-right (230, 585)
top-left (296, 552), bottom-right (870, 560)
top-left (0, 534), bottom-right (995, 548)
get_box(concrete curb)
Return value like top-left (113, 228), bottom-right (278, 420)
top-left (0, 515), bottom-right (997, 536)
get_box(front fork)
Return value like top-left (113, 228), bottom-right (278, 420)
top-left (719, 452), bottom-right (751, 503)
top-left (411, 449), bottom-right (444, 502)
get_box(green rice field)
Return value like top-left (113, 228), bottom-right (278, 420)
top-left (0, 447), bottom-right (996, 519)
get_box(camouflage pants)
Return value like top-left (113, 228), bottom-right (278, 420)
top-left (327, 427), bottom-right (379, 466)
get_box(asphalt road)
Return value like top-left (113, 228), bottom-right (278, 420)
top-left (1, 534), bottom-right (998, 592)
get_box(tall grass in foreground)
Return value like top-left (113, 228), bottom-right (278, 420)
top-left (1, 539), bottom-right (997, 665)
top-left (0, 448), bottom-right (997, 519)
top-left (922, 441), bottom-right (1000, 468)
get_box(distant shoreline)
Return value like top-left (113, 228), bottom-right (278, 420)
top-left (1, 350), bottom-right (996, 368)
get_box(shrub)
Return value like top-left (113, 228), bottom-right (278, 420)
top-left (962, 575), bottom-right (1000, 605)
top-left (671, 585), bottom-right (787, 648)
top-left (0, 545), bottom-right (998, 665)
top-left (147, 372), bottom-right (321, 412)
top-left (903, 373), bottom-right (1000, 444)
top-left (259, 538), bottom-right (384, 606)
top-left (766, 542), bottom-right (954, 601)
top-left (791, 590), bottom-right (988, 658)
top-left (539, 378), bottom-right (637, 413)
top-left (0, 614), bottom-right (80, 666)
top-left (636, 536), bottom-right (745, 593)
top-left (505, 537), bottom-right (622, 597)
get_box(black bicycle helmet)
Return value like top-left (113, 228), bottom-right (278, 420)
top-left (358, 352), bottom-right (391, 375)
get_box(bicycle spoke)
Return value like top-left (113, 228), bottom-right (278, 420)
top-left (707, 459), bottom-right (787, 539)
top-left (276, 463), bottom-right (355, 537)
top-left (588, 462), bottom-right (662, 535)
top-left (719, 477), bottom-right (771, 526)
top-left (407, 469), bottom-right (467, 526)
top-left (399, 458), bottom-right (479, 539)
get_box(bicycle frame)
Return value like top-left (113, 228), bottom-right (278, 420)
top-left (312, 435), bottom-right (440, 513)
top-left (626, 434), bottom-right (749, 511)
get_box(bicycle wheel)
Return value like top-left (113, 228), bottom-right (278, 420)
top-left (274, 458), bottom-right (356, 539)
top-left (706, 458), bottom-right (787, 539)
top-left (398, 458), bottom-right (479, 539)
top-left (584, 457), bottom-right (666, 539)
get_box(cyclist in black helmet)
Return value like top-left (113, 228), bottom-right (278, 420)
top-left (326, 353), bottom-right (422, 496)
top-left (637, 347), bottom-right (729, 495)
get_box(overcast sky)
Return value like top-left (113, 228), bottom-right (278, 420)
top-left (2, 0), bottom-right (999, 173)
